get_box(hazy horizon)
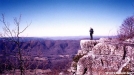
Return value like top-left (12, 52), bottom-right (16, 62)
top-left (0, 35), bottom-right (115, 41)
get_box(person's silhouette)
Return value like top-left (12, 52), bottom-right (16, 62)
top-left (89, 28), bottom-right (94, 40)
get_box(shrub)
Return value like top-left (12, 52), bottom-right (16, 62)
top-left (118, 16), bottom-right (134, 41)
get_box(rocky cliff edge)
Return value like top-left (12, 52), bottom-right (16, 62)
top-left (70, 38), bottom-right (134, 75)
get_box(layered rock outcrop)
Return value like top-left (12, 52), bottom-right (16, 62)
top-left (71, 38), bottom-right (134, 75)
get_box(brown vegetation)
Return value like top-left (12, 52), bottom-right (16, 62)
top-left (73, 54), bottom-right (84, 63)
top-left (118, 16), bottom-right (134, 41)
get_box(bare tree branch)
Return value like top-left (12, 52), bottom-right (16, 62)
top-left (19, 23), bottom-right (31, 34)
top-left (0, 14), bottom-right (31, 75)
top-left (1, 14), bottom-right (13, 38)
top-left (118, 16), bottom-right (134, 40)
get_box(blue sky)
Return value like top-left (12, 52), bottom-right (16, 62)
top-left (0, 0), bottom-right (134, 37)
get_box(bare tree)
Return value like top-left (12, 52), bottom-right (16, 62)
top-left (118, 16), bottom-right (134, 40)
top-left (0, 14), bottom-right (30, 75)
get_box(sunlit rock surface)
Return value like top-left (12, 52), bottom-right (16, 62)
top-left (70, 38), bottom-right (134, 75)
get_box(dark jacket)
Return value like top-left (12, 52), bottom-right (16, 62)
top-left (90, 28), bottom-right (94, 34)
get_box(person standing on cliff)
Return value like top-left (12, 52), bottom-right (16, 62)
top-left (89, 27), bottom-right (94, 40)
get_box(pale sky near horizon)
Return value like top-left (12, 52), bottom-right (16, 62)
top-left (0, 0), bottom-right (134, 37)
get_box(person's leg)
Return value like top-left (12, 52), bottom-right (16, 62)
top-left (91, 34), bottom-right (93, 40)
top-left (90, 33), bottom-right (92, 40)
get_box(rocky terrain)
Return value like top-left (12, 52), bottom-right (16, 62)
top-left (2, 37), bottom-right (131, 75)
top-left (69, 37), bottom-right (134, 75)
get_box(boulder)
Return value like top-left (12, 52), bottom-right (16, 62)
top-left (126, 37), bottom-right (134, 43)
top-left (99, 38), bottom-right (111, 43)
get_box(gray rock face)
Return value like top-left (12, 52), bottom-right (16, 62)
top-left (71, 38), bottom-right (134, 75)
top-left (126, 37), bottom-right (134, 43)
